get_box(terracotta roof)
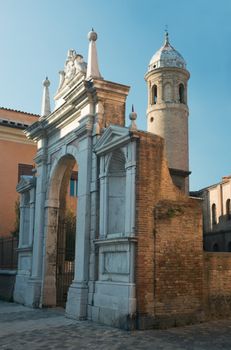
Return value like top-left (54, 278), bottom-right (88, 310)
top-left (0, 107), bottom-right (39, 117)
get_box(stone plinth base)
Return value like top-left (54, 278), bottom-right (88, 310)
top-left (65, 281), bottom-right (88, 320)
top-left (14, 276), bottom-right (41, 308)
top-left (90, 281), bottom-right (136, 330)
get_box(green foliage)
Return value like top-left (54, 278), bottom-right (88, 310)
top-left (11, 198), bottom-right (20, 238)
top-left (166, 207), bottom-right (184, 218)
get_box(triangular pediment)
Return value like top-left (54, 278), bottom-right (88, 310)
top-left (16, 175), bottom-right (36, 193)
top-left (94, 125), bottom-right (130, 155)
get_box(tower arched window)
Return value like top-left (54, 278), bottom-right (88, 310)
top-left (212, 203), bottom-right (217, 226)
top-left (179, 83), bottom-right (185, 104)
top-left (226, 199), bottom-right (231, 221)
top-left (152, 85), bottom-right (157, 105)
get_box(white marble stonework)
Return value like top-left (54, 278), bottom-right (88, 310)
top-left (104, 252), bottom-right (128, 275)
top-left (14, 176), bottom-right (35, 305)
top-left (15, 30), bottom-right (137, 329)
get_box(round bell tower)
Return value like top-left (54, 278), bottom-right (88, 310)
top-left (145, 32), bottom-right (190, 193)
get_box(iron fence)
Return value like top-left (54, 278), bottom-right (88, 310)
top-left (0, 237), bottom-right (18, 269)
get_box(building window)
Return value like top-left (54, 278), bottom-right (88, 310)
top-left (213, 243), bottom-right (219, 252)
top-left (18, 163), bottom-right (34, 182)
top-left (212, 203), bottom-right (217, 225)
top-left (226, 199), bottom-right (231, 220)
top-left (152, 85), bottom-right (157, 105)
top-left (70, 171), bottom-right (78, 197)
top-left (179, 83), bottom-right (185, 103)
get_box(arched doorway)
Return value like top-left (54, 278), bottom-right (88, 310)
top-left (43, 154), bottom-right (78, 307)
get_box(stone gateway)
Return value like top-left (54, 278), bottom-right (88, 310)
top-left (14, 30), bottom-right (231, 329)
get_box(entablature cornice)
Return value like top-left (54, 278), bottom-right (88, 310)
top-left (27, 82), bottom-right (92, 141)
top-left (87, 78), bottom-right (130, 104)
top-left (0, 125), bottom-right (36, 145)
top-left (75, 114), bottom-right (94, 139)
top-left (94, 236), bottom-right (137, 246)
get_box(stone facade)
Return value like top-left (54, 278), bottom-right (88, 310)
top-left (14, 30), bottom-right (231, 330)
top-left (193, 176), bottom-right (231, 252)
top-left (0, 108), bottom-right (38, 236)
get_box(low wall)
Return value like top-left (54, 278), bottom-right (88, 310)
top-left (0, 270), bottom-right (16, 301)
top-left (204, 253), bottom-right (231, 317)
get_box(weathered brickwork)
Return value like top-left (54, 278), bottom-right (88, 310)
top-left (135, 131), bottom-right (204, 328)
top-left (204, 253), bottom-right (231, 317)
top-left (104, 101), bottom-right (125, 127)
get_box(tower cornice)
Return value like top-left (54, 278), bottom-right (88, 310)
top-left (145, 66), bottom-right (190, 81)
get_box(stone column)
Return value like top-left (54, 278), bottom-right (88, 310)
top-left (18, 195), bottom-right (25, 248)
top-left (40, 200), bottom-right (59, 307)
top-left (26, 143), bottom-right (47, 307)
top-left (124, 142), bottom-right (136, 237)
top-left (66, 135), bottom-right (92, 319)
top-left (29, 187), bottom-right (36, 247)
top-left (99, 166), bottom-right (108, 238)
top-left (14, 177), bottom-right (36, 305)
top-left (87, 106), bottom-right (102, 317)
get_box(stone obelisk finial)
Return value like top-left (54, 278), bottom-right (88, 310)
top-left (86, 28), bottom-right (102, 79)
top-left (41, 77), bottom-right (51, 117)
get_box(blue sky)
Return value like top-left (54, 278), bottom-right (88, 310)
top-left (0, 0), bottom-right (230, 190)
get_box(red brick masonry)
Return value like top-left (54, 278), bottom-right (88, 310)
top-left (134, 131), bottom-right (231, 329)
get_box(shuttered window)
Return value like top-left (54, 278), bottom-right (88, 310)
top-left (18, 163), bottom-right (33, 182)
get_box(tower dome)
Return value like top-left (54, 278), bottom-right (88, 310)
top-left (148, 32), bottom-right (186, 71)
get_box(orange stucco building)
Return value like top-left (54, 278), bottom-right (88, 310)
top-left (0, 108), bottom-right (39, 237)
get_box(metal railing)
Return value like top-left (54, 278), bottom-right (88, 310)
top-left (0, 237), bottom-right (18, 269)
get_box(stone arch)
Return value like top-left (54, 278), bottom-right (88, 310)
top-left (42, 149), bottom-right (79, 307)
top-left (179, 83), bottom-right (185, 103)
top-left (104, 147), bottom-right (127, 174)
top-left (48, 145), bottom-right (79, 191)
top-left (107, 149), bottom-right (126, 236)
top-left (211, 203), bottom-right (217, 226)
top-left (151, 84), bottom-right (158, 104)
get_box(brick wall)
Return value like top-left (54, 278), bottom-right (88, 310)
top-left (204, 253), bottom-right (231, 317)
top-left (103, 101), bottom-right (125, 127)
top-left (135, 131), bottom-right (204, 329)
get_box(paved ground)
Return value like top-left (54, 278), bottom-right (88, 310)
top-left (1, 301), bottom-right (231, 349)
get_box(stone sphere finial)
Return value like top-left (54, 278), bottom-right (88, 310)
top-left (129, 104), bottom-right (137, 131)
top-left (129, 104), bottom-right (137, 121)
top-left (88, 28), bottom-right (98, 41)
top-left (43, 77), bottom-right (50, 87)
